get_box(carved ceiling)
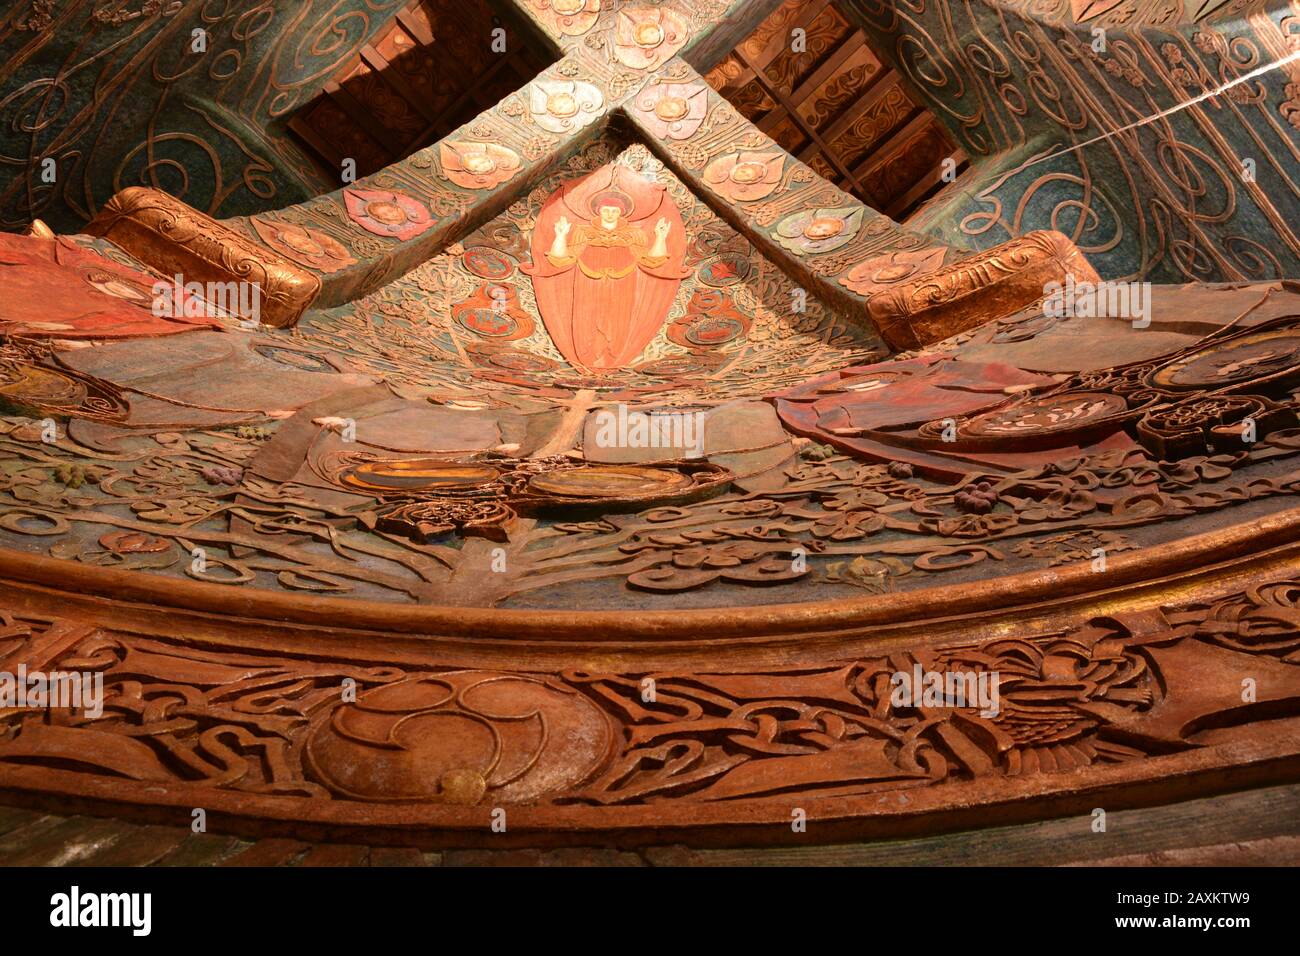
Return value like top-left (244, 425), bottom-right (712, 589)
top-left (0, 0), bottom-right (549, 233)
top-left (0, 0), bottom-right (391, 231)
top-left (703, 0), bottom-right (967, 221)
top-left (287, 0), bottom-right (552, 181)
top-left (846, 0), bottom-right (1300, 282)
top-left (0, 0), bottom-right (1297, 857)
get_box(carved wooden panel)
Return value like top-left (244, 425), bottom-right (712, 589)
top-left (1, 0), bottom-right (1296, 856)
top-left (0, 0), bottom-right (412, 231)
top-left (840, 0), bottom-right (1300, 282)
top-left (287, 0), bottom-right (552, 180)
top-left (702, 0), bottom-right (967, 220)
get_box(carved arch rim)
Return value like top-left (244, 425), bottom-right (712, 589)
top-left (0, 506), bottom-right (1297, 666)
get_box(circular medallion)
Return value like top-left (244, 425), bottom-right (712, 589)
top-left (803, 217), bottom-right (845, 241)
top-left (684, 315), bottom-right (746, 347)
top-left (551, 374), bottom-right (629, 390)
top-left (492, 353), bottom-right (551, 372)
top-left (635, 22), bottom-right (665, 47)
top-left (305, 672), bottom-right (614, 804)
top-left (654, 96), bottom-right (689, 121)
top-left (456, 307), bottom-right (519, 338)
top-left (483, 349), bottom-right (558, 372)
top-left (729, 162), bottom-right (766, 184)
top-left (637, 356), bottom-right (722, 377)
top-left (339, 459), bottom-right (501, 494)
top-left (697, 252), bottom-right (752, 287)
top-left (528, 465), bottom-right (692, 499)
top-left (546, 92), bottom-right (578, 117)
top-left (961, 392), bottom-right (1129, 438)
top-left (462, 247), bottom-right (515, 280)
top-left (1151, 327), bottom-right (1300, 391)
top-left (365, 201), bottom-right (409, 226)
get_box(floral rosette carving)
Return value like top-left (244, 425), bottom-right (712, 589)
top-left (702, 150), bottom-right (785, 202)
top-left (439, 141), bottom-right (523, 190)
top-left (343, 188), bottom-right (436, 241)
top-left (250, 218), bottom-right (357, 273)
top-left (612, 5), bottom-right (689, 70)
top-left (841, 245), bottom-right (951, 297)
top-left (631, 81), bottom-right (708, 139)
top-left (528, 79), bottom-right (604, 133)
top-left (772, 205), bottom-right (864, 256)
top-left (529, 0), bottom-right (601, 37)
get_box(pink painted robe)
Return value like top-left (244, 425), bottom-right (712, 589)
top-left (522, 165), bottom-right (688, 370)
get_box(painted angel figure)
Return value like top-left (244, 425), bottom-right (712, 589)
top-left (547, 209), bottom-right (672, 265)
top-left (522, 164), bottom-right (689, 370)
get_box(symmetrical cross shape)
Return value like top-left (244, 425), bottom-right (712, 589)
top-left (87, 0), bottom-right (1096, 350)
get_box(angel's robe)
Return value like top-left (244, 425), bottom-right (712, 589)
top-left (522, 167), bottom-right (688, 370)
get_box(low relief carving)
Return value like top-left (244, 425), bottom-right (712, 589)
top-left (0, 583), bottom-right (1293, 826)
top-left (1, 0), bottom-right (1298, 846)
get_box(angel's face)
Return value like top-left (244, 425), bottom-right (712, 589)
top-left (598, 205), bottom-right (622, 229)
